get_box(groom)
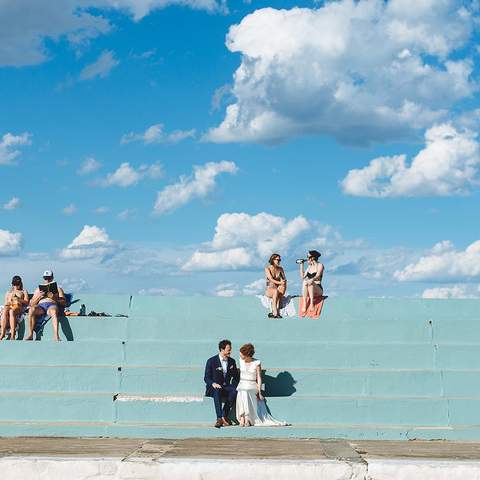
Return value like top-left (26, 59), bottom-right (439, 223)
top-left (204, 339), bottom-right (239, 428)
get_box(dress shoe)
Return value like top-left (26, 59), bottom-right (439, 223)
top-left (214, 419), bottom-right (223, 428)
top-left (222, 417), bottom-right (232, 426)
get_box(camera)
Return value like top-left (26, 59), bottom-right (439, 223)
top-left (296, 259), bottom-right (306, 264)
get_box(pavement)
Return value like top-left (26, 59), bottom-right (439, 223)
top-left (2, 437), bottom-right (480, 479)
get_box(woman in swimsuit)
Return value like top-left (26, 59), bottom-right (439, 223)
top-left (299, 250), bottom-right (324, 314)
top-left (0, 275), bottom-right (29, 340)
top-left (265, 253), bottom-right (287, 318)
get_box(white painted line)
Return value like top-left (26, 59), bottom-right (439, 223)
top-left (115, 394), bottom-right (204, 403)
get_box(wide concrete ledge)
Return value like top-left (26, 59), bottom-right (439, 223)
top-left (3, 438), bottom-right (480, 479)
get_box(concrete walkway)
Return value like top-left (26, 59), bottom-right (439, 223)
top-left (2, 437), bottom-right (480, 479)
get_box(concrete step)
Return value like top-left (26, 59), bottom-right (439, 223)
top-left (0, 341), bottom-right (124, 365)
top-left (114, 395), bottom-right (454, 426)
top-left (2, 420), bottom-right (480, 440)
top-left (124, 295), bottom-right (480, 321)
top-left (123, 341), bottom-right (436, 369)
top-left (118, 367), bottom-right (480, 397)
top-left (0, 366), bottom-right (120, 393)
top-left (4, 366), bottom-right (480, 398)
top-left (0, 393), bottom-right (113, 422)
top-left (23, 315), bottom-right (434, 343)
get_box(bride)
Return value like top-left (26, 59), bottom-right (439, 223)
top-left (236, 343), bottom-right (287, 427)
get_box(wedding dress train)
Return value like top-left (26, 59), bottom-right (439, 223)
top-left (236, 358), bottom-right (287, 426)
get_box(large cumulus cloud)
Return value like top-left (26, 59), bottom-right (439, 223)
top-left (206, 0), bottom-right (476, 145)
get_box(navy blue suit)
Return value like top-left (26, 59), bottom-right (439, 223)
top-left (204, 354), bottom-right (239, 420)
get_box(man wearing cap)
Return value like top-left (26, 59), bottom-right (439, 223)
top-left (26, 270), bottom-right (65, 341)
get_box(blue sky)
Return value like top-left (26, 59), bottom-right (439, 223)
top-left (1, 0), bottom-right (480, 299)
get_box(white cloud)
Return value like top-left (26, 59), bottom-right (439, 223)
top-left (79, 50), bottom-right (119, 81)
top-left (0, 1), bottom-right (225, 67)
top-left (242, 278), bottom-right (264, 295)
top-left (0, 2), bottom-right (111, 67)
top-left (62, 203), bottom-right (78, 215)
top-left (101, 0), bottom-right (226, 21)
top-left (61, 278), bottom-right (89, 293)
top-left (78, 157), bottom-right (102, 175)
top-left (184, 247), bottom-right (253, 271)
top-left (121, 123), bottom-right (196, 144)
top-left (183, 212), bottom-right (310, 271)
top-left (0, 229), bottom-right (22, 256)
top-left (341, 124), bottom-right (480, 197)
top-left (95, 206), bottom-right (110, 214)
top-left (206, 1), bottom-right (476, 145)
top-left (99, 162), bottom-right (163, 187)
top-left (395, 240), bottom-right (480, 282)
top-left (153, 161), bottom-right (238, 214)
top-left (138, 287), bottom-right (184, 296)
top-left (214, 279), bottom-right (269, 296)
top-left (3, 197), bottom-right (20, 211)
top-left (421, 285), bottom-right (479, 299)
top-left (0, 133), bottom-right (31, 166)
top-left (60, 225), bottom-right (116, 260)
top-left (117, 208), bottom-right (135, 221)
top-left (213, 282), bottom-right (237, 297)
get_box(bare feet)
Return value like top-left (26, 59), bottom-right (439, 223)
top-left (24, 334), bottom-right (33, 341)
top-left (0, 334), bottom-right (5, 341)
top-left (54, 336), bottom-right (61, 342)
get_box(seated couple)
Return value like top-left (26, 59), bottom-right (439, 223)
top-left (264, 250), bottom-right (324, 318)
top-left (0, 270), bottom-right (65, 341)
top-left (204, 340), bottom-right (286, 428)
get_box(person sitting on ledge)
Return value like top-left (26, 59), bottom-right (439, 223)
top-left (299, 250), bottom-right (324, 315)
top-left (204, 339), bottom-right (239, 428)
top-left (26, 270), bottom-right (65, 342)
top-left (264, 253), bottom-right (287, 318)
top-left (0, 275), bottom-right (29, 340)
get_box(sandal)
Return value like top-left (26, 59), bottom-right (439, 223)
top-left (268, 313), bottom-right (275, 318)
top-left (275, 314), bottom-right (282, 319)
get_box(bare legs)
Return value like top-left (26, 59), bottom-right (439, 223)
top-left (265, 288), bottom-right (284, 317)
top-left (25, 305), bottom-right (61, 341)
top-left (238, 414), bottom-right (253, 427)
top-left (49, 307), bottom-right (61, 342)
top-left (0, 307), bottom-right (9, 340)
top-left (302, 282), bottom-right (323, 313)
top-left (0, 307), bottom-right (21, 340)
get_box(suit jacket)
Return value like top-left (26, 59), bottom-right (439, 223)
top-left (204, 354), bottom-right (239, 397)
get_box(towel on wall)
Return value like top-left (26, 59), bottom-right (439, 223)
top-left (299, 296), bottom-right (327, 319)
top-left (256, 295), bottom-right (297, 317)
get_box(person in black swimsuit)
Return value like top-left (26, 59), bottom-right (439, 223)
top-left (299, 250), bottom-right (324, 314)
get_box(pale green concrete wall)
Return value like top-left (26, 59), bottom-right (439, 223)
top-left (0, 295), bottom-right (480, 439)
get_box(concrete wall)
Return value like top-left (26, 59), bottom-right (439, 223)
top-left (1, 295), bottom-right (480, 439)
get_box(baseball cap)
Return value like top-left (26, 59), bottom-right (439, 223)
top-left (43, 270), bottom-right (53, 278)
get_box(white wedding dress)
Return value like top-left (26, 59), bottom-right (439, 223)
top-left (236, 358), bottom-right (287, 426)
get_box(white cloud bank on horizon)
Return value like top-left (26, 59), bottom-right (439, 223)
top-left (421, 285), bottom-right (480, 299)
top-left (0, 229), bottom-right (22, 256)
top-left (0, 1), bottom-right (225, 67)
top-left (60, 225), bottom-right (116, 260)
top-left (341, 124), bottom-right (480, 197)
top-left (99, 162), bottom-right (163, 187)
top-left (154, 161), bottom-right (238, 214)
top-left (395, 240), bottom-right (480, 282)
top-left (206, 1), bottom-right (476, 145)
top-left (0, 133), bottom-right (31, 166)
top-left (121, 124), bottom-right (196, 144)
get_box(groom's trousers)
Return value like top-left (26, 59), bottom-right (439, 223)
top-left (212, 385), bottom-right (237, 419)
